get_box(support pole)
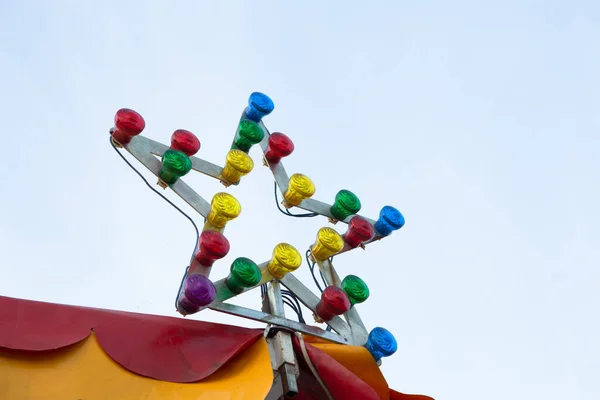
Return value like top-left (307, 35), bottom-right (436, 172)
top-left (263, 281), bottom-right (299, 399)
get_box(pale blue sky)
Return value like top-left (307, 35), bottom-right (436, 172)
top-left (1, 1), bottom-right (599, 399)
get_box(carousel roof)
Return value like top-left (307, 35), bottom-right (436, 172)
top-left (0, 295), bottom-right (432, 399)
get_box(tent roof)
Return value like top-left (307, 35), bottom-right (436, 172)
top-left (0, 295), bottom-right (262, 382)
top-left (0, 295), bottom-right (433, 399)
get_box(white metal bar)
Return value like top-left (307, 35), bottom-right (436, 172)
top-left (208, 302), bottom-right (348, 344)
top-left (134, 135), bottom-right (225, 179)
top-left (125, 136), bottom-right (212, 216)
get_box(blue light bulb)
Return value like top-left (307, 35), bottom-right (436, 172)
top-left (374, 206), bottom-right (405, 236)
top-left (245, 92), bottom-right (274, 122)
top-left (365, 327), bottom-right (397, 362)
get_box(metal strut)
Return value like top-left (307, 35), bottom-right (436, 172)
top-left (263, 281), bottom-right (299, 399)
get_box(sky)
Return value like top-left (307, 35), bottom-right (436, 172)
top-left (1, 1), bottom-right (599, 399)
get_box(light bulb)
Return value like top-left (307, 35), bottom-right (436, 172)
top-left (283, 173), bottom-right (315, 206)
top-left (342, 216), bottom-right (375, 248)
top-left (341, 275), bottom-right (369, 306)
top-left (330, 190), bottom-right (361, 221)
top-left (233, 120), bottom-right (264, 153)
top-left (245, 92), bottom-right (274, 122)
top-left (177, 274), bottom-right (216, 314)
top-left (225, 257), bottom-right (262, 294)
top-left (206, 192), bottom-right (241, 229)
top-left (364, 327), bottom-right (397, 362)
top-left (112, 108), bottom-right (145, 145)
top-left (264, 132), bottom-right (294, 164)
top-left (194, 230), bottom-right (230, 267)
top-left (311, 227), bottom-right (344, 261)
top-left (374, 206), bottom-right (405, 236)
top-left (222, 150), bottom-right (254, 184)
top-left (159, 149), bottom-right (192, 184)
top-left (267, 243), bottom-right (302, 279)
top-left (315, 286), bottom-right (350, 322)
top-left (170, 129), bottom-right (200, 156)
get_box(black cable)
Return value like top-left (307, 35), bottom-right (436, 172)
top-left (306, 250), bottom-right (324, 293)
top-left (109, 137), bottom-right (200, 249)
top-left (282, 298), bottom-right (299, 313)
top-left (319, 268), bottom-right (328, 290)
top-left (282, 299), bottom-right (305, 324)
top-left (260, 283), bottom-right (305, 323)
top-left (282, 289), bottom-right (305, 323)
top-left (282, 296), bottom-right (305, 324)
top-left (274, 182), bottom-right (318, 218)
top-left (281, 290), bottom-right (302, 311)
top-left (109, 137), bottom-right (199, 310)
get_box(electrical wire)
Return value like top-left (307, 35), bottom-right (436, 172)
top-left (273, 182), bottom-right (318, 218)
top-left (306, 250), bottom-right (329, 293)
top-left (306, 250), bottom-right (323, 292)
top-left (282, 289), bottom-right (305, 323)
top-left (282, 298), bottom-right (299, 314)
top-left (281, 290), bottom-right (302, 311)
top-left (283, 299), bottom-right (305, 324)
top-left (109, 136), bottom-right (199, 310)
top-left (319, 266), bottom-right (328, 290)
top-left (261, 285), bottom-right (305, 323)
top-left (262, 126), bottom-right (315, 218)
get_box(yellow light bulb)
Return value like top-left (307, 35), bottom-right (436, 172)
top-left (267, 243), bottom-right (302, 279)
top-left (206, 192), bottom-right (242, 229)
top-left (222, 150), bottom-right (254, 184)
top-left (311, 227), bottom-right (344, 261)
top-left (283, 173), bottom-right (315, 206)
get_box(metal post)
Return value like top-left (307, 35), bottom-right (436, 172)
top-left (263, 281), bottom-right (299, 399)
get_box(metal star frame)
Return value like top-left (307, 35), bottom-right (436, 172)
top-left (110, 98), bottom-right (401, 398)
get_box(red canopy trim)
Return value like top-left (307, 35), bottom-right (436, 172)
top-left (292, 334), bottom-right (381, 400)
top-left (389, 389), bottom-right (435, 400)
top-left (0, 296), bottom-right (263, 383)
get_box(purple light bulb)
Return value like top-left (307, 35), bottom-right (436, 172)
top-left (178, 274), bottom-right (216, 314)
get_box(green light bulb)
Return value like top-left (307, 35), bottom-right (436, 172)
top-left (226, 257), bottom-right (262, 294)
top-left (330, 190), bottom-right (361, 220)
top-left (233, 120), bottom-right (264, 153)
top-left (159, 149), bottom-right (192, 184)
top-left (341, 275), bottom-right (369, 306)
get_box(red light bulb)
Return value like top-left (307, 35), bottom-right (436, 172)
top-left (343, 216), bottom-right (375, 248)
top-left (194, 230), bottom-right (230, 267)
top-left (315, 286), bottom-right (351, 322)
top-left (265, 132), bottom-right (294, 164)
top-left (171, 129), bottom-right (201, 156)
top-left (112, 108), bottom-right (145, 145)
